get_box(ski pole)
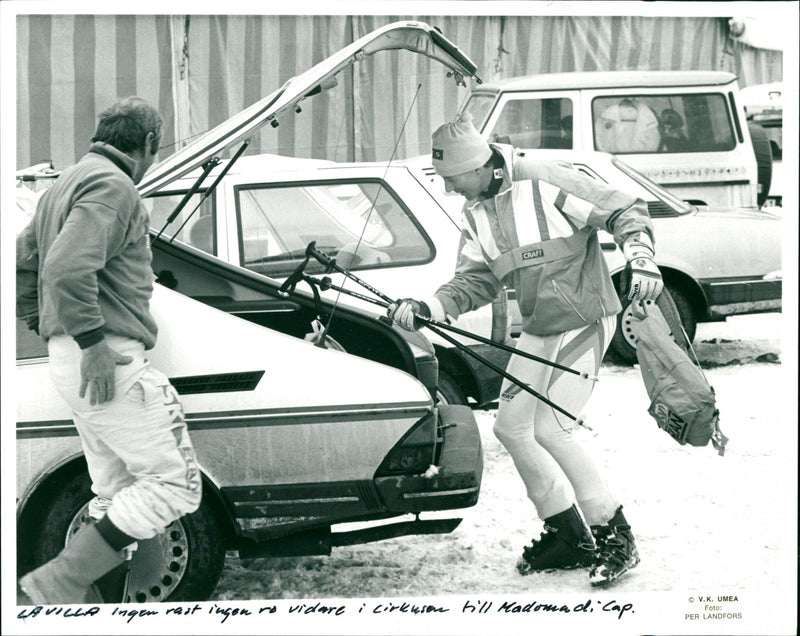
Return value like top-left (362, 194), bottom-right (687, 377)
top-left (293, 257), bottom-right (586, 423)
top-left (416, 314), bottom-right (597, 381)
top-left (305, 241), bottom-right (396, 305)
top-left (303, 271), bottom-right (594, 380)
top-left (422, 320), bottom-right (583, 425)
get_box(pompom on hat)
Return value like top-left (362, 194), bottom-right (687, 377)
top-left (431, 113), bottom-right (492, 177)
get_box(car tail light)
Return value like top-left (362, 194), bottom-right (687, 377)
top-left (374, 410), bottom-right (439, 476)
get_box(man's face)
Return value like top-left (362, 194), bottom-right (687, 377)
top-left (441, 168), bottom-right (486, 201)
top-left (131, 133), bottom-right (159, 184)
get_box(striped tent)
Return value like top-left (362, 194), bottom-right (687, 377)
top-left (15, 14), bottom-right (784, 170)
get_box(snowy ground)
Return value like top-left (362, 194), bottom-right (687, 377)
top-left (209, 313), bottom-right (796, 634)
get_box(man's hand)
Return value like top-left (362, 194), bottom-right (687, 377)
top-left (21, 312), bottom-right (40, 335)
top-left (79, 341), bottom-right (133, 405)
top-left (388, 298), bottom-right (431, 331)
top-left (628, 255), bottom-right (663, 301)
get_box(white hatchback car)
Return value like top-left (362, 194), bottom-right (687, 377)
top-left (15, 21), bottom-right (486, 604)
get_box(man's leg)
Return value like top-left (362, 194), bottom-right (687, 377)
top-left (533, 316), bottom-right (619, 526)
top-left (493, 330), bottom-right (596, 572)
top-left (493, 330), bottom-right (576, 518)
top-left (93, 367), bottom-right (202, 540)
top-left (21, 338), bottom-right (201, 604)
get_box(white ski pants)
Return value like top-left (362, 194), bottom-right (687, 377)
top-left (493, 316), bottom-right (619, 526)
top-left (48, 335), bottom-right (202, 540)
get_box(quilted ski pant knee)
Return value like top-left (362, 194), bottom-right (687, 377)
top-left (492, 316), bottom-right (619, 526)
top-left (48, 335), bottom-right (202, 540)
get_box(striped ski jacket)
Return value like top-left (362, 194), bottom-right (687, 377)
top-left (433, 144), bottom-right (654, 336)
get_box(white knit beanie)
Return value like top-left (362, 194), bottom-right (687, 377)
top-left (431, 113), bottom-right (492, 177)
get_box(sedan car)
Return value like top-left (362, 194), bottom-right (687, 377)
top-left (16, 21), bottom-right (484, 604)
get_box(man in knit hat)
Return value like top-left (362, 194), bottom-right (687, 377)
top-left (389, 114), bottom-right (662, 586)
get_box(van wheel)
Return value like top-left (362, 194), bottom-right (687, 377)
top-left (31, 471), bottom-right (226, 603)
top-left (748, 122), bottom-right (773, 207)
top-left (608, 285), bottom-right (696, 364)
top-left (436, 370), bottom-right (467, 405)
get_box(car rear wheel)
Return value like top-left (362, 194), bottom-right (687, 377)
top-left (30, 471), bottom-right (226, 603)
top-left (608, 284), bottom-right (696, 364)
top-left (435, 369), bottom-right (467, 405)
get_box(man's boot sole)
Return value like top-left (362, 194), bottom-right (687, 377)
top-left (589, 554), bottom-right (641, 587)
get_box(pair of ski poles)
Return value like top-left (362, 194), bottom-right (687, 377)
top-left (279, 241), bottom-right (597, 426)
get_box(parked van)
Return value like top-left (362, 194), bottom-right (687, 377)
top-left (459, 70), bottom-right (773, 208)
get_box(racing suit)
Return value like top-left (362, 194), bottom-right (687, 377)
top-left (430, 144), bottom-right (654, 525)
top-left (16, 142), bottom-right (201, 539)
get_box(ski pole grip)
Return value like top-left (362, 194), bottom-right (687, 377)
top-left (306, 241), bottom-right (332, 266)
top-left (278, 255), bottom-right (310, 296)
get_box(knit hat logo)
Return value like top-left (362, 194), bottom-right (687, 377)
top-left (431, 113), bottom-right (492, 178)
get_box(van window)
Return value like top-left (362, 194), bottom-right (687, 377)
top-left (487, 98), bottom-right (574, 149)
top-left (462, 94), bottom-right (497, 130)
top-left (145, 192), bottom-right (217, 255)
top-left (592, 93), bottom-right (736, 154)
top-left (236, 180), bottom-right (433, 278)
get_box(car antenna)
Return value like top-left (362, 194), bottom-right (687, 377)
top-left (317, 83), bottom-right (423, 341)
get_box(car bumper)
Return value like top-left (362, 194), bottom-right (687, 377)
top-left (374, 404), bottom-right (483, 512)
top-left (703, 278), bottom-right (782, 319)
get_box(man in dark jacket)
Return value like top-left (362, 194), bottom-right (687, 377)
top-left (390, 115), bottom-right (662, 586)
top-left (17, 97), bottom-right (201, 603)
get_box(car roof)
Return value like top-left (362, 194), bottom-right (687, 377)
top-left (470, 70), bottom-right (738, 93)
top-left (163, 153), bottom-right (412, 183)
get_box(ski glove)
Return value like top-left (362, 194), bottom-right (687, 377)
top-left (623, 233), bottom-right (663, 302)
top-left (389, 299), bottom-right (431, 331)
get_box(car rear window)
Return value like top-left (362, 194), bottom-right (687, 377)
top-left (235, 179), bottom-right (434, 278)
top-left (146, 192), bottom-right (217, 255)
top-left (592, 93), bottom-right (736, 154)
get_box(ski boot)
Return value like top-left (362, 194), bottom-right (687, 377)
top-left (589, 505), bottom-right (640, 586)
top-left (517, 504), bottom-right (596, 574)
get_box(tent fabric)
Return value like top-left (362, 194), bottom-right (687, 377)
top-left (16, 14), bottom-right (784, 170)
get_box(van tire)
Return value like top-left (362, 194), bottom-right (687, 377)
top-left (748, 122), bottom-right (773, 207)
top-left (608, 284), bottom-right (696, 364)
top-left (30, 471), bottom-right (226, 603)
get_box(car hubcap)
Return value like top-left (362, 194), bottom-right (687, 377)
top-left (620, 304), bottom-right (639, 349)
top-left (66, 502), bottom-right (189, 603)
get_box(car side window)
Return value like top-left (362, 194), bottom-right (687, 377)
top-left (489, 98), bottom-right (574, 149)
top-left (592, 93), bottom-right (736, 154)
top-left (144, 193), bottom-right (217, 255)
top-left (236, 180), bottom-right (434, 278)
